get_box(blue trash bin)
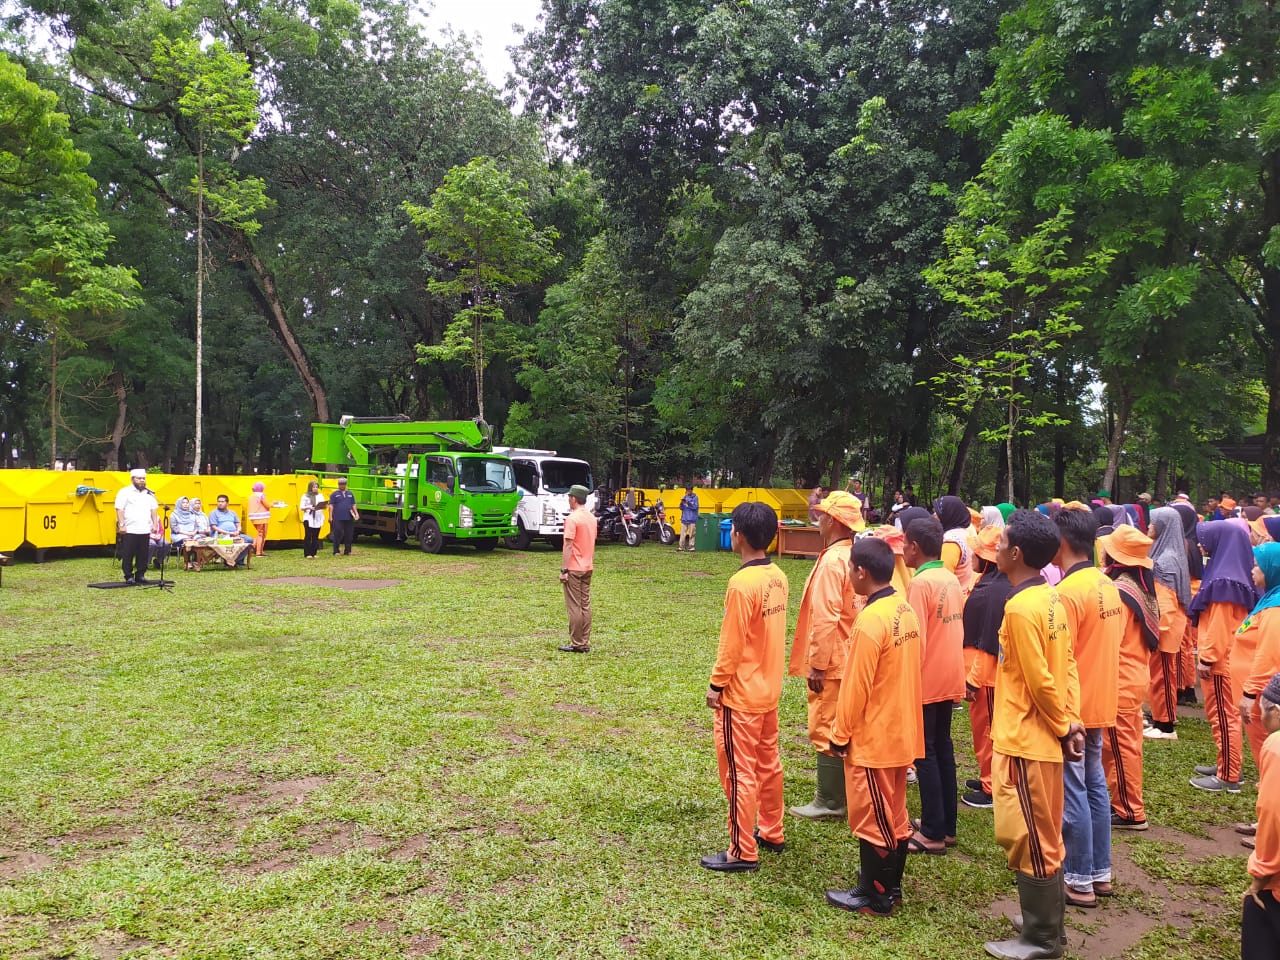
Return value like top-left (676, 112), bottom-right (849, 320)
top-left (718, 517), bottom-right (733, 550)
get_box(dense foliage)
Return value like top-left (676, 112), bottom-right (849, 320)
top-left (1, 0), bottom-right (1274, 504)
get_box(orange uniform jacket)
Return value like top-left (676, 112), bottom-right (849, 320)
top-left (709, 560), bottom-right (790, 713)
top-left (831, 588), bottom-right (925, 767)
top-left (908, 563), bottom-right (966, 704)
top-left (1115, 605), bottom-right (1152, 709)
top-left (1245, 609), bottom-right (1280, 698)
top-left (1056, 562), bottom-right (1122, 729)
top-left (993, 581), bottom-right (1082, 761)
top-left (1251, 729), bottom-right (1280, 893)
top-left (788, 539), bottom-right (859, 678)
top-left (1198, 602), bottom-right (1249, 674)
top-left (1154, 582), bottom-right (1186, 654)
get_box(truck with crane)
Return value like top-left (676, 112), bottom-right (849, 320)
top-left (311, 416), bottom-right (519, 553)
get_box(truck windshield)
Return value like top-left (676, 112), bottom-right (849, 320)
top-left (540, 461), bottom-right (593, 494)
top-left (458, 458), bottom-right (516, 493)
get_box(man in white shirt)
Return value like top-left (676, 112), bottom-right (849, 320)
top-left (116, 468), bottom-right (158, 584)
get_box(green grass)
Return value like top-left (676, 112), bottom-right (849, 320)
top-left (0, 544), bottom-right (1251, 958)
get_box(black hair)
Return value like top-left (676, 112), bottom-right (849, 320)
top-left (1005, 509), bottom-right (1061, 570)
top-left (851, 537), bottom-right (895, 583)
top-left (730, 501), bottom-right (778, 551)
top-left (904, 517), bottom-right (943, 558)
top-left (1053, 507), bottom-right (1098, 556)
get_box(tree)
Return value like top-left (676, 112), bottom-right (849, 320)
top-left (924, 188), bottom-right (1112, 502)
top-left (0, 53), bottom-right (139, 465)
top-left (403, 156), bottom-right (560, 421)
top-left (153, 35), bottom-right (269, 473)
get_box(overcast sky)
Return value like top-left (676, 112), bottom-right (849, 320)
top-left (420, 0), bottom-right (545, 87)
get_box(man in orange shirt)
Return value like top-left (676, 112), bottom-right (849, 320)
top-left (904, 517), bottom-right (965, 854)
top-left (985, 510), bottom-right (1084, 960)
top-left (558, 485), bottom-right (598, 653)
top-left (825, 536), bottom-right (924, 915)
top-left (788, 491), bottom-right (863, 820)
top-left (703, 502), bottom-right (789, 872)
top-left (1054, 505), bottom-right (1123, 907)
top-left (1243, 673), bottom-right (1280, 959)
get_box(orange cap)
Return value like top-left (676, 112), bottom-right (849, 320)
top-left (970, 525), bottom-right (1001, 563)
top-left (1061, 500), bottom-right (1091, 512)
top-left (1097, 525), bottom-right (1154, 569)
top-left (1222, 496), bottom-right (1237, 511)
top-left (870, 524), bottom-right (905, 555)
top-left (814, 490), bottom-right (865, 532)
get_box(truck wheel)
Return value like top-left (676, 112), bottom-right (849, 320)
top-left (658, 523), bottom-right (675, 545)
top-left (624, 526), bottom-right (641, 547)
top-left (379, 532), bottom-right (398, 544)
top-left (417, 517), bottom-right (443, 554)
top-left (473, 538), bottom-right (498, 552)
top-left (546, 535), bottom-right (563, 550)
top-left (506, 519), bottom-right (533, 550)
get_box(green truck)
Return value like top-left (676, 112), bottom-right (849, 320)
top-left (311, 416), bottom-right (520, 553)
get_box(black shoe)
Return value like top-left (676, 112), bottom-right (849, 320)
top-left (965, 778), bottom-right (983, 791)
top-left (557, 645), bottom-right (589, 653)
top-left (123, 578), bottom-right (136, 585)
top-left (1111, 814), bottom-right (1149, 831)
top-left (700, 851), bottom-right (758, 872)
top-left (754, 829), bottom-right (785, 854)
top-left (962, 790), bottom-right (993, 809)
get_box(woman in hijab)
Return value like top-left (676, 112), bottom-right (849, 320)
top-left (169, 496), bottom-right (199, 570)
top-left (299, 480), bottom-right (326, 558)
top-left (934, 495), bottom-right (974, 593)
top-left (1097, 525), bottom-right (1161, 832)
top-left (1146, 507), bottom-right (1192, 740)
top-left (1240, 545), bottom-right (1280, 784)
top-left (1106, 505), bottom-right (1132, 529)
top-left (980, 506), bottom-right (1005, 530)
top-left (996, 502), bottom-right (1017, 524)
top-left (189, 498), bottom-right (211, 536)
top-left (1186, 521), bottom-right (1259, 792)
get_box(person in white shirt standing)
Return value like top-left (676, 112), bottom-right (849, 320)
top-left (116, 468), bottom-right (159, 585)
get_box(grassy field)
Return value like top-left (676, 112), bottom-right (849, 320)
top-left (0, 541), bottom-right (1254, 958)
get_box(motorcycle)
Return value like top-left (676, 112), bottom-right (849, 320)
top-left (594, 499), bottom-right (624, 543)
top-left (625, 491), bottom-right (675, 546)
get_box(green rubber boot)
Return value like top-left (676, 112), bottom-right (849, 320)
top-left (789, 752), bottom-right (848, 820)
top-left (986, 871), bottom-right (1065, 960)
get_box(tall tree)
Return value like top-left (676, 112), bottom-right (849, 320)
top-left (403, 156), bottom-right (560, 421)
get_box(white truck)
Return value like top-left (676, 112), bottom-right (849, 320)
top-left (494, 447), bottom-right (596, 549)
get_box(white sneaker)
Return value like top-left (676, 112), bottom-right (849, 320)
top-left (1143, 727), bottom-right (1178, 740)
top-left (906, 767), bottom-right (917, 784)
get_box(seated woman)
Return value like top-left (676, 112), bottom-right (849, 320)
top-left (182, 498), bottom-right (213, 570)
top-left (170, 497), bottom-right (200, 570)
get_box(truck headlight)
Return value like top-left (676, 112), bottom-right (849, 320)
top-left (460, 504), bottom-right (474, 528)
top-left (542, 503), bottom-right (556, 524)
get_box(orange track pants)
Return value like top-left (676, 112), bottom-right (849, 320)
top-left (1179, 623), bottom-right (1197, 692)
top-left (969, 686), bottom-right (995, 795)
top-left (1148, 650), bottom-right (1179, 725)
top-left (993, 753), bottom-right (1065, 878)
top-left (715, 706), bottom-right (784, 862)
top-left (1102, 703), bottom-right (1145, 823)
top-left (1204, 669), bottom-right (1242, 783)
top-left (844, 763), bottom-right (911, 849)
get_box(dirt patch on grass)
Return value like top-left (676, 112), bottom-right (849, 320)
top-left (258, 576), bottom-right (402, 590)
top-left (0, 847), bottom-right (54, 879)
top-left (407, 933), bottom-right (444, 956)
top-left (553, 702), bottom-right (610, 718)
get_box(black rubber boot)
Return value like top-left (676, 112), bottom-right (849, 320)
top-left (825, 839), bottom-right (894, 916)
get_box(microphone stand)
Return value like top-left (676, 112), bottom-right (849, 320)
top-left (139, 502), bottom-right (175, 592)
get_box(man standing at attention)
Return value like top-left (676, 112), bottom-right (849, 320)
top-left (703, 502), bottom-right (788, 872)
top-left (115, 468), bottom-right (158, 585)
top-left (788, 491), bottom-right (863, 820)
top-left (559, 484), bottom-right (597, 653)
top-left (1053, 504), bottom-right (1123, 907)
top-left (824, 536), bottom-right (923, 915)
top-left (679, 484), bottom-right (700, 552)
top-left (328, 477), bottom-right (359, 556)
top-left (985, 510), bottom-right (1084, 960)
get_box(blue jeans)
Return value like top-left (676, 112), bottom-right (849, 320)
top-left (1062, 728), bottom-right (1111, 891)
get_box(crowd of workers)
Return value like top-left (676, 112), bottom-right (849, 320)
top-left (705, 488), bottom-right (1280, 960)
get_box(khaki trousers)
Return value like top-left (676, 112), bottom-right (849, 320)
top-left (563, 570), bottom-right (592, 650)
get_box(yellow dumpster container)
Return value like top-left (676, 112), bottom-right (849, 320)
top-left (25, 471), bottom-right (129, 550)
top-left (0, 470), bottom-right (37, 551)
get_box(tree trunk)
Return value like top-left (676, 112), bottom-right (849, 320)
top-left (1265, 336), bottom-right (1280, 492)
top-left (238, 243), bottom-right (330, 424)
top-left (1004, 405), bottom-right (1015, 504)
top-left (1102, 385), bottom-right (1133, 494)
top-left (194, 136), bottom-right (205, 476)
top-left (947, 406), bottom-right (981, 495)
top-left (994, 442), bottom-right (1008, 505)
top-left (49, 324), bottom-right (57, 467)
top-left (1154, 458), bottom-right (1169, 501)
top-left (107, 369), bottom-right (127, 470)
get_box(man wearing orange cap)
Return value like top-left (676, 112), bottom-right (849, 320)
top-left (788, 491), bottom-right (864, 820)
top-left (962, 525), bottom-right (1010, 808)
top-left (1097, 524), bottom-right (1160, 832)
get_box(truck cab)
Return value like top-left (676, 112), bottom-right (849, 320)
top-left (494, 446), bottom-right (595, 549)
